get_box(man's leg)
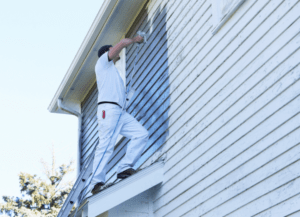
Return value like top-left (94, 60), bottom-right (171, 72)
top-left (117, 112), bottom-right (149, 174)
top-left (90, 104), bottom-right (123, 189)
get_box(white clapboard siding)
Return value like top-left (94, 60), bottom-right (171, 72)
top-left (80, 83), bottom-right (98, 168)
top-left (78, 0), bottom-right (300, 215)
top-left (161, 5), bottom-right (300, 195)
top-left (150, 0), bottom-right (300, 216)
top-left (252, 193), bottom-right (300, 217)
top-left (154, 0), bottom-right (298, 192)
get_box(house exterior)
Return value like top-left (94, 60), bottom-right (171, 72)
top-left (48, 0), bottom-right (300, 216)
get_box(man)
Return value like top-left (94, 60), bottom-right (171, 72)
top-left (90, 35), bottom-right (148, 195)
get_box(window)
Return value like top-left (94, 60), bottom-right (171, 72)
top-left (211, 0), bottom-right (246, 35)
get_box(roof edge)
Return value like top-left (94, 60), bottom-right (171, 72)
top-left (47, 0), bottom-right (119, 113)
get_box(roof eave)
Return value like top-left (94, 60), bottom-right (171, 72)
top-left (47, 0), bottom-right (119, 114)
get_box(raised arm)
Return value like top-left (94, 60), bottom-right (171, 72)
top-left (108, 35), bottom-right (144, 61)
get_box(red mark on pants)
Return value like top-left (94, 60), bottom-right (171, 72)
top-left (102, 110), bottom-right (105, 119)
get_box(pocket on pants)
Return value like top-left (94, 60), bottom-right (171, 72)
top-left (97, 105), bottom-right (122, 138)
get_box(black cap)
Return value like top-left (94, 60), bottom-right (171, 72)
top-left (98, 45), bottom-right (112, 58)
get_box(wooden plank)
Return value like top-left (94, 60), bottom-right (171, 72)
top-left (126, 0), bottom-right (183, 70)
top-left (161, 46), bottom-right (300, 203)
top-left (156, 34), bottom-right (300, 198)
top-left (81, 83), bottom-right (97, 113)
top-left (126, 0), bottom-right (211, 109)
top-left (81, 123), bottom-right (98, 153)
top-left (167, 142), bottom-right (300, 217)
top-left (81, 96), bottom-right (97, 125)
top-left (249, 193), bottom-right (300, 217)
top-left (154, 77), bottom-right (300, 216)
top-left (81, 115), bottom-right (97, 145)
top-left (141, 0), bottom-right (295, 174)
top-left (204, 167), bottom-right (300, 217)
top-left (157, 116), bottom-right (300, 215)
top-left (164, 13), bottom-right (300, 179)
top-left (126, 0), bottom-right (199, 73)
top-left (286, 210), bottom-right (300, 217)
top-left (128, 0), bottom-right (264, 147)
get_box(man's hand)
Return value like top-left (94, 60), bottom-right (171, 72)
top-left (133, 35), bottom-right (144, 44)
top-left (108, 36), bottom-right (144, 61)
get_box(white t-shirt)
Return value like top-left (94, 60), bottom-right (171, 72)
top-left (95, 52), bottom-right (126, 107)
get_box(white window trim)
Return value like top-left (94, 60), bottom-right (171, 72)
top-left (211, 0), bottom-right (246, 35)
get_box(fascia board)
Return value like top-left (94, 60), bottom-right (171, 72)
top-left (88, 161), bottom-right (164, 217)
top-left (47, 0), bottom-right (119, 113)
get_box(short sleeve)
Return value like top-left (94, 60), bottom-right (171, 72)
top-left (96, 52), bottom-right (112, 70)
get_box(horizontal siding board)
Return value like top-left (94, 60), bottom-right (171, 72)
top-left (127, 7), bottom-right (211, 125)
top-left (151, 0), bottom-right (300, 214)
top-left (127, 0), bottom-right (199, 79)
top-left (164, 98), bottom-right (300, 217)
top-left (126, 0), bottom-right (193, 86)
top-left (81, 96), bottom-right (97, 126)
top-left (81, 135), bottom-right (98, 163)
top-left (159, 117), bottom-right (300, 215)
top-left (202, 162), bottom-right (300, 217)
top-left (138, 0), bottom-right (269, 173)
top-left (81, 91), bottom-right (97, 118)
top-left (238, 193), bottom-right (300, 217)
top-left (162, 3), bottom-right (300, 187)
top-left (157, 54), bottom-right (300, 213)
top-left (80, 84), bottom-right (97, 168)
top-left (163, 0), bottom-right (293, 179)
top-left (81, 117), bottom-right (97, 148)
top-left (81, 123), bottom-right (98, 148)
top-left (126, 0), bottom-right (209, 109)
top-left (287, 210), bottom-right (300, 217)
top-left (164, 12), bottom-right (300, 175)
top-left (81, 115), bottom-right (97, 143)
top-left (160, 42), bottom-right (300, 204)
top-left (81, 84), bottom-right (97, 114)
top-left (126, 0), bottom-right (261, 169)
top-left (125, 0), bottom-right (182, 72)
top-left (81, 99), bottom-right (97, 131)
top-left (243, 193), bottom-right (300, 217)
top-left (151, 0), bottom-right (275, 150)
top-left (155, 76), bottom-right (300, 216)
top-left (81, 139), bottom-right (98, 167)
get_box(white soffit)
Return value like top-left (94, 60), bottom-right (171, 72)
top-left (88, 161), bottom-right (164, 217)
top-left (48, 0), bottom-right (147, 114)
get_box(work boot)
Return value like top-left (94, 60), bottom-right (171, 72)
top-left (91, 182), bottom-right (105, 195)
top-left (117, 168), bottom-right (136, 179)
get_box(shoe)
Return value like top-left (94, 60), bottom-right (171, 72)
top-left (117, 168), bottom-right (136, 179)
top-left (91, 182), bottom-right (105, 195)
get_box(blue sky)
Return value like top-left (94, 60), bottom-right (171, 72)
top-left (0, 0), bottom-right (104, 201)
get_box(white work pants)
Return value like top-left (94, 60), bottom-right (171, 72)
top-left (90, 103), bottom-right (149, 188)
